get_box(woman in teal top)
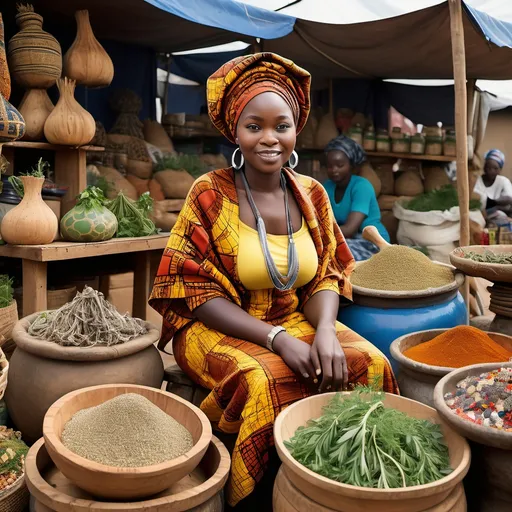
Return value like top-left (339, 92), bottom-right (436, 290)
top-left (324, 134), bottom-right (389, 260)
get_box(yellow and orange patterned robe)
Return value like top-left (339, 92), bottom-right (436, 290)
top-left (149, 167), bottom-right (398, 506)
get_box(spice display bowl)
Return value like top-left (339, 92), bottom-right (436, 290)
top-left (450, 245), bottom-right (512, 283)
top-left (42, 384), bottom-right (212, 500)
top-left (390, 329), bottom-right (512, 408)
top-left (274, 392), bottom-right (470, 512)
top-left (26, 436), bottom-right (230, 512)
top-left (433, 362), bottom-right (512, 449)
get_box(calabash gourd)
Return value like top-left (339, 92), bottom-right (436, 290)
top-left (44, 77), bottom-right (96, 146)
top-left (60, 187), bottom-right (117, 242)
top-left (18, 88), bottom-right (53, 141)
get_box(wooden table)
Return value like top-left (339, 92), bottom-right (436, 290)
top-left (0, 235), bottom-right (169, 318)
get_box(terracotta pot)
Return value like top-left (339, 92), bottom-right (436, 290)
top-left (18, 89), bottom-right (53, 141)
top-left (4, 313), bottom-right (163, 444)
top-left (0, 14), bottom-right (11, 100)
top-left (0, 94), bottom-right (25, 143)
top-left (44, 78), bottom-right (95, 146)
top-left (7, 5), bottom-right (62, 89)
top-left (0, 176), bottom-right (57, 245)
top-left (63, 10), bottom-right (114, 88)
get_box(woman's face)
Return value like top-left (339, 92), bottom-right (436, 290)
top-left (484, 158), bottom-right (501, 181)
top-left (326, 150), bottom-right (352, 186)
top-left (236, 92), bottom-right (296, 175)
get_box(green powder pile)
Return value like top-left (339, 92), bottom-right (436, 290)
top-left (62, 393), bottom-right (194, 467)
top-left (351, 245), bottom-right (454, 291)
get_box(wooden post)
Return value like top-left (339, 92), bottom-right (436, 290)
top-left (163, 54), bottom-right (172, 116)
top-left (449, 0), bottom-right (470, 312)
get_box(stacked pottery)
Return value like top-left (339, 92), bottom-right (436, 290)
top-left (0, 14), bottom-right (25, 143)
top-left (8, 4), bottom-right (60, 141)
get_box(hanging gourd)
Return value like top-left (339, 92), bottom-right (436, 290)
top-left (63, 10), bottom-right (114, 88)
top-left (44, 77), bottom-right (96, 146)
top-left (60, 187), bottom-right (117, 242)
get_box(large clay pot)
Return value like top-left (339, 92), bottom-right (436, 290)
top-left (0, 176), bottom-right (57, 245)
top-left (63, 10), bottom-right (114, 88)
top-left (18, 89), bottom-right (53, 141)
top-left (5, 313), bottom-right (164, 443)
top-left (0, 94), bottom-right (25, 142)
top-left (7, 4), bottom-right (62, 89)
top-left (0, 13), bottom-right (11, 100)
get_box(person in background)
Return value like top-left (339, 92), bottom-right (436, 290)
top-left (474, 149), bottom-right (512, 215)
top-left (149, 53), bottom-right (397, 510)
top-left (323, 135), bottom-right (390, 260)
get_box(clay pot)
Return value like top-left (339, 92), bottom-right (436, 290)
top-left (63, 10), bottom-right (114, 88)
top-left (0, 176), bottom-right (57, 245)
top-left (0, 14), bottom-right (11, 100)
top-left (4, 313), bottom-right (163, 444)
top-left (7, 5), bottom-right (62, 89)
top-left (0, 94), bottom-right (25, 143)
top-left (44, 78), bottom-right (95, 146)
top-left (18, 89), bottom-right (53, 141)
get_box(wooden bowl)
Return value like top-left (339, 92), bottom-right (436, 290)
top-left (450, 245), bottom-right (512, 283)
top-left (390, 329), bottom-right (512, 408)
top-left (274, 392), bottom-right (470, 512)
top-left (25, 437), bottom-right (230, 512)
top-left (433, 362), bottom-right (512, 449)
top-left (42, 384), bottom-right (212, 500)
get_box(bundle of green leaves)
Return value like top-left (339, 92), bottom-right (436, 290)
top-left (8, 158), bottom-right (50, 198)
top-left (285, 388), bottom-right (452, 489)
top-left (404, 185), bottom-right (481, 212)
top-left (0, 276), bottom-right (13, 309)
top-left (106, 192), bottom-right (158, 238)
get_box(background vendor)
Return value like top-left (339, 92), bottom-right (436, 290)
top-left (474, 149), bottom-right (512, 215)
top-left (323, 135), bottom-right (390, 260)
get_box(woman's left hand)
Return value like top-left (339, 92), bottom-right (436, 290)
top-left (310, 325), bottom-right (348, 392)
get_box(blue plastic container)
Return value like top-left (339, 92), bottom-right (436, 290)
top-left (338, 291), bottom-right (467, 372)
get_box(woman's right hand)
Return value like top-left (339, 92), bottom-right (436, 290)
top-left (273, 332), bottom-right (317, 384)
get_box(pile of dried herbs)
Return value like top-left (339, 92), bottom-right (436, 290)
top-left (404, 185), bottom-right (481, 213)
top-left (285, 388), bottom-right (452, 489)
top-left (106, 192), bottom-right (158, 238)
top-left (462, 249), bottom-right (512, 264)
top-left (0, 276), bottom-right (13, 309)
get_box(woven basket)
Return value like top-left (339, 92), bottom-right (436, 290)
top-left (0, 301), bottom-right (18, 349)
top-left (0, 475), bottom-right (29, 512)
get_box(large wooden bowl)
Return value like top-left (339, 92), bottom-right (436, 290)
top-left (390, 329), bottom-right (512, 408)
top-left (433, 362), bottom-right (512, 449)
top-left (450, 245), bottom-right (512, 283)
top-left (42, 384), bottom-right (212, 500)
top-left (274, 392), bottom-right (470, 512)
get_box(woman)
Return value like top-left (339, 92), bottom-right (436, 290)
top-left (324, 135), bottom-right (390, 260)
top-left (149, 53), bottom-right (397, 508)
top-left (473, 149), bottom-right (512, 214)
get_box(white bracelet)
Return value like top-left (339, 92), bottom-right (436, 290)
top-left (266, 326), bottom-right (286, 352)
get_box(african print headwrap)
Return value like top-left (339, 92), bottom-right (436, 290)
top-left (485, 148), bottom-right (505, 169)
top-left (325, 134), bottom-right (366, 167)
top-left (206, 52), bottom-right (311, 143)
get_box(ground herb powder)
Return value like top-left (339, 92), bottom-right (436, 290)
top-left (351, 245), bottom-right (454, 291)
top-left (62, 393), bottom-right (194, 467)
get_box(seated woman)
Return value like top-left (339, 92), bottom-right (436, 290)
top-left (149, 53), bottom-right (397, 509)
top-left (473, 149), bottom-right (512, 215)
top-left (323, 135), bottom-right (390, 260)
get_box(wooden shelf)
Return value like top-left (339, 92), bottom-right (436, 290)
top-left (3, 141), bottom-right (104, 152)
top-left (297, 148), bottom-right (455, 163)
top-left (0, 234), bottom-right (169, 262)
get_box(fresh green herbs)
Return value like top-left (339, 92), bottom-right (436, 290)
top-left (404, 185), bottom-right (481, 212)
top-left (0, 276), bottom-right (14, 309)
top-left (154, 154), bottom-right (207, 178)
top-left (106, 192), bottom-right (158, 238)
top-left (8, 158), bottom-right (50, 198)
top-left (285, 388), bottom-right (452, 489)
top-left (462, 249), bottom-right (512, 264)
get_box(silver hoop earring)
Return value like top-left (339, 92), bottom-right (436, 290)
top-left (288, 150), bottom-right (299, 169)
top-left (231, 147), bottom-right (244, 170)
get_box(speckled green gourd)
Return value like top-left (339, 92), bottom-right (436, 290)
top-left (60, 186), bottom-right (117, 242)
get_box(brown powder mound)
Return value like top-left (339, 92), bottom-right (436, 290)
top-left (403, 326), bottom-right (512, 368)
top-left (351, 245), bottom-right (453, 291)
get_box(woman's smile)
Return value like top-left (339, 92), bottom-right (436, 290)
top-left (256, 149), bottom-right (283, 164)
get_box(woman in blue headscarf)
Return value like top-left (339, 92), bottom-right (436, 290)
top-left (473, 149), bottom-right (512, 214)
top-left (323, 135), bottom-right (389, 261)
